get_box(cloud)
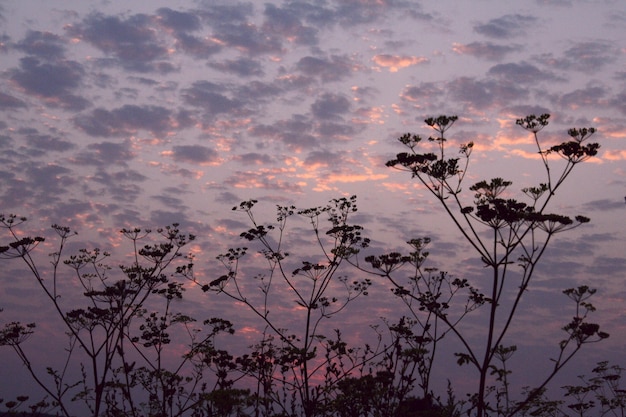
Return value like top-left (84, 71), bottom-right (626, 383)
top-left (335, 0), bottom-right (432, 25)
top-left (91, 168), bottom-right (147, 184)
top-left (14, 30), bottom-right (67, 60)
top-left (22, 162), bottom-right (78, 200)
top-left (316, 121), bottom-right (360, 139)
top-left (452, 42), bottom-right (521, 61)
top-left (303, 150), bottom-right (343, 170)
top-left (174, 32), bottom-right (222, 58)
top-left (214, 191), bottom-right (243, 205)
top-left (603, 149), bottom-right (626, 161)
top-left (156, 7), bottom-right (202, 32)
top-left (155, 7), bottom-right (222, 58)
top-left (148, 209), bottom-right (191, 228)
top-left (208, 19), bottom-right (283, 56)
top-left (164, 145), bottom-right (220, 165)
top-left (235, 81), bottom-right (282, 103)
top-left (39, 199), bottom-right (99, 228)
top-left (394, 82), bottom-right (444, 114)
top-left (400, 82), bottom-right (445, 109)
top-left (311, 93), bottom-right (351, 120)
top-left (232, 152), bottom-right (274, 165)
top-left (74, 105), bottom-right (176, 138)
top-left (200, 2), bottom-right (253, 25)
top-left (0, 92), bottom-right (27, 109)
top-left (151, 194), bottom-right (186, 210)
top-left (24, 132), bottom-right (76, 154)
top-left (69, 141), bottom-right (136, 167)
top-left (592, 117), bottom-right (626, 139)
top-left (317, 169), bottom-right (387, 190)
top-left (271, 1), bottom-right (336, 29)
top-left (609, 90), bottom-right (626, 115)
top-left (553, 85), bottom-right (608, 110)
top-left (474, 14), bottom-right (537, 39)
top-left (9, 57), bottom-right (88, 110)
top-left (224, 168), bottom-right (304, 192)
top-left (263, 3), bottom-right (319, 46)
top-left (182, 81), bottom-right (244, 115)
top-left (536, 40), bottom-right (619, 74)
top-left (250, 115), bottom-right (318, 150)
top-left (582, 198), bottom-right (626, 212)
top-left (65, 12), bottom-right (173, 73)
top-left (372, 54), bottom-right (428, 72)
top-left (85, 169), bottom-right (147, 204)
top-left (587, 255), bottom-right (626, 276)
top-left (499, 105), bottom-right (552, 120)
top-left (536, 0), bottom-right (572, 6)
top-left (351, 86), bottom-right (379, 102)
top-left (209, 57), bottom-right (264, 77)
top-left (295, 55), bottom-right (361, 82)
top-left (446, 76), bottom-right (529, 111)
top-left (487, 62), bottom-right (564, 84)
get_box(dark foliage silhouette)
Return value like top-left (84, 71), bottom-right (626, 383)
top-left (0, 115), bottom-right (619, 417)
top-left (360, 114), bottom-right (608, 416)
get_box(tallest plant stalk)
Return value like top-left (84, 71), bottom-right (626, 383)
top-left (383, 114), bottom-right (605, 416)
top-left (477, 232), bottom-right (500, 416)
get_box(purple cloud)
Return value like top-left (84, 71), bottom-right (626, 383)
top-left (0, 92), bottom-right (27, 110)
top-left (311, 93), bottom-right (351, 120)
top-left (536, 41), bottom-right (619, 74)
top-left (9, 57), bottom-right (88, 110)
top-left (182, 81), bottom-right (244, 114)
top-left (65, 12), bottom-right (172, 73)
top-left (209, 57), bottom-right (264, 77)
top-left (74, 105), bottom-right (175, 137)
top-left (487, 62), bottom-right (564, 84)
top-left (295, 55), bottom-right (360, 82)
top-left (263, 3), bottom-right (318, 46)
top-left (14, 30), bottom-right (67, 60)
top-left (209, 21), bottom-right (283, 56)
top-left (168, 144), bottom-right (220, 165)
top-left (447, 76), bottom-right (529, 111)
top-left (156, 8), bottom-right (202, 32)
top-left (474, 14), bottom-right (537, 39)
top-left (453, 42), bottom-right (522, 61)
top-left (553, 85), bottom-right (608, 110)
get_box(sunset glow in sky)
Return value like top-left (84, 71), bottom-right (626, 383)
top-left (1, 0), bottom-right (625, 407)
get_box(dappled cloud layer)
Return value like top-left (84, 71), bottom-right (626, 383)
top-left (1, 0), bottom-right (625, 408)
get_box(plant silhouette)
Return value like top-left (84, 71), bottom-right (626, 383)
top-left (0, 115), bottom-right (619, 417)
top-left (360, 114), bottom-right (608, 416)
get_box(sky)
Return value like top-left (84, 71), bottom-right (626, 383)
top-left (0, 0), bottom-right (625, 409)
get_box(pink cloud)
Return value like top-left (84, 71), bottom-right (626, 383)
top-left (372, 54), bottom-right (428, 72)
top-left (603, 149), bottom-right (626, 161)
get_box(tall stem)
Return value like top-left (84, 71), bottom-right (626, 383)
top-left (477, 228), bottom-right (500, 417)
